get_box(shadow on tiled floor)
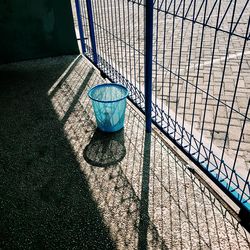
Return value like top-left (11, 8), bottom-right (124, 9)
top-left (0, 55), bottom-right (249, 249)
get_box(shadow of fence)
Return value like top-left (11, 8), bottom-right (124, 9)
top-left (50, 56), bottom-right (250, 249)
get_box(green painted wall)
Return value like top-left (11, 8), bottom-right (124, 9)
top-left (0, 0), bottom-right (79, 64)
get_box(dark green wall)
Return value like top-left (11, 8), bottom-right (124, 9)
top-left (0, 0), bottom-right (79, 64)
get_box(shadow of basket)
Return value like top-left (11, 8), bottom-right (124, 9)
top-left (83, 128), bottom-right (126, 167)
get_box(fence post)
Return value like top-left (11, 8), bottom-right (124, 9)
top-left (145, 0), bottom-right (153, 133)
top-left (86, 0), bottom-right (98, 65)
top-left (75, 0), bottom-right (86, 54)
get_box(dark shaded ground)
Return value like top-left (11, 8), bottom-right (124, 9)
top-left (0, 56), bottom-right (116, 249)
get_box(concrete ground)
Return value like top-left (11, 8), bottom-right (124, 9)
top-left (71, 0), bottom-right (250, 174)
top-left (0, 55), bottom-right (249, 249)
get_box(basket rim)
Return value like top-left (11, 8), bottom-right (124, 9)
top-left (88, 83), bottom-right (129, 103)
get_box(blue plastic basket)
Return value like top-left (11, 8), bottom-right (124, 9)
top-left (88, 83), bottom-right (129, 132)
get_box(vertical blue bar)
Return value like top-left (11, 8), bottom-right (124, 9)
top-left (75, 0), bottom-right (86, 54)
top-left (145, 0), bottom-right (153, 133)
top-left (86, 0), bottom-right (98, 65)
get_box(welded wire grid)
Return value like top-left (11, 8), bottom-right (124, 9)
top-left (73, 0), bottom-right (92, 55)
top-left (74, 0), bottom-right (250, 212)
top-left (150, 0), bottom-right (250, 211)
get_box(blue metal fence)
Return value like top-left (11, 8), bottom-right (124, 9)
top-left (75, 0), bottom-right (250, 222)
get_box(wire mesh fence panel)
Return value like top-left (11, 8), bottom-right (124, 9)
top-left (90, 0), bottom-right (146, 110)
top-left (150, 0), bottom-right (250, 214)
top-left (74, 0), bottom-right (250, 216)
